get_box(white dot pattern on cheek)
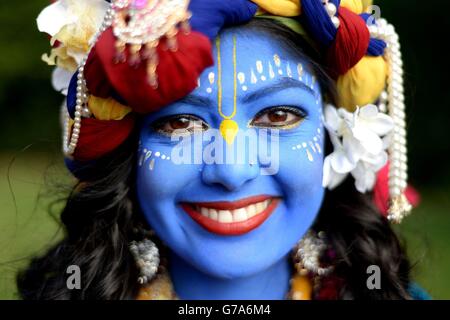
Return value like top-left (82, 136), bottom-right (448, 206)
top-left (138, 147), bottom-right (172, 172)
top-left (291, 127), bottom-right (324, 163)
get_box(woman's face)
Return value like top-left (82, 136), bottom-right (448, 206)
top-left (136, 27), bottom-right (325, 278)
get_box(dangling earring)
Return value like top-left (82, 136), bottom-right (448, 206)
top-left (294, 231), bottom-right (334, 277)
top-left (129, 238), bottom-right (160, 285)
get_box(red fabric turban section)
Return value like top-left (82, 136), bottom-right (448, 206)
top-left (85, 28), bottom-right (214, 114)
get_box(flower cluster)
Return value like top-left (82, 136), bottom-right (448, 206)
top-left (323, 104), bottom-right (394, 193)
top-left (37, 0), bottom-right (108, 94)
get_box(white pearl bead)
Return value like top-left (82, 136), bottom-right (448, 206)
top-left (325, 3), bottom-right (337, 16)
top-left (331, 16), bottom-right (340, 28)
top-left (370, 26), bottom-right (380, 36)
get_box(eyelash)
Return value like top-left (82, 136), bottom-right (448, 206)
top-left (250, 105), bottom-right (308, 129)
top-left (151, 114), bottom-right (208, 136)
top-left (253, 105), bottom-right (307, 120)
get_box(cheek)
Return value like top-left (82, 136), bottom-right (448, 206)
top-left (275, 131), bottom-right (325, 213)
top-left (136, 142), bottom-right (200, 208)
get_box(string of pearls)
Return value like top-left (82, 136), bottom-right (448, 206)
top-left (322, 0), bottom-right (340, 29)
top-left (63, 6), bottom-right (114, 157)
top-left (294, 231), bottom-right (334, 277)
top-left (369, 19), bottom-right (412, 223)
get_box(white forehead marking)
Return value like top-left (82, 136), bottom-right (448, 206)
top-left (274, 54), bottom-right (281, 67)
top-left (287, 63), bottom-right (292, 78)
top-left (269, 62), bottom-right (275, 79)
top-left (238, 72), bottom-right (245, 84)
top-left (208, 72), bottom-right (215, 85)
top-left (297, 63), bottom-right (303, 79)
top-left (251, 68), bottom-right (258, 84)
top-left (256, 60), bottom-right (263, 74)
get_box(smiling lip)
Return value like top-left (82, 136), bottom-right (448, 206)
top-left (181, 195), bottom-right (280, 236)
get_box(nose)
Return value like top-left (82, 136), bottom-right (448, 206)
top-left (201, 162), bottom-right (259, 191)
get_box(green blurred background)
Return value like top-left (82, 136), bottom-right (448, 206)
top-left (1, 1), bottom-right (449, 299)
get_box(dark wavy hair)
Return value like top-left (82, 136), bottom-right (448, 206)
top-left (17, 19), bottom-right (412, 300)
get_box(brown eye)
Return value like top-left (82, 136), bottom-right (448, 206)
top-left (251, 106), bottom-right (306, 129)
top-left (268, 110), bottom-right (288, 123)
top-left (169, 117), bottom-right (191, 130)
top-left (153, 115), bottom-right (208, 136)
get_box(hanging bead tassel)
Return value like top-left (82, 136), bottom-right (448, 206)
top-left (144, 42), bottom-right (159, 89)
top-left (129, 44), bottom-right (142, 68)
top-left (369, 19), bottom-right (412, 224)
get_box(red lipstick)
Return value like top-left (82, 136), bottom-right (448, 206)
top-left (181, 195), bottom-right (280, 236)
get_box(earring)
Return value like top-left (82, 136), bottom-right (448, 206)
top-left (294, 231), bottom-right (334, 277)
top-left (129, 238), bottom-right (160, 285)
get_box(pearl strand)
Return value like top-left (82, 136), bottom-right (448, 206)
top-left (322, 0), bottom-right (340, 29)
top-left (63, 7), bottom-right (114, 157)
top-left (369, 19), bottom-right (412, 223)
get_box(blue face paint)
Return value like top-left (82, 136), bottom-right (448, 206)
top-left (136, 27), bottom-right (325, 299)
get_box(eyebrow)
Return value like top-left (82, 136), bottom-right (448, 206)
top-left (241, 77), bottom-right (316, 104)
top-left (178, 77), bottom-right (316, 108)
top-left (178, 94), bottom-right (213, 108)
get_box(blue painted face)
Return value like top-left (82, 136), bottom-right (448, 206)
top-left (136, 27), bottom-right (325, 279)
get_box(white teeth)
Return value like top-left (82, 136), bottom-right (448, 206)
top-left (209, 209), bottom-right (218, 220)
top-left (233, 208), bottom-right (248, 222)
top-left (194, 199), bottom-right (275, 224)
top-left (255, 202), bottom-right (265, 213)
top-left (200, 207), bottom-right (209, 217)
top-left (218, 210), bottom-right (233, 223)
top-left (247, 204), bottom-right (257, 218)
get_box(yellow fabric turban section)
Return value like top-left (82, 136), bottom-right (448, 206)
top-left (252, 0), bottom-right (301, 17)
top-left (251, 0), bottom-right (387, 111)
top-left (88, 96), bottom-right (131, 121)
top-left (337, 56), bottom-right (387, 111)
top-left (340, 0), bottom-right (373, 14)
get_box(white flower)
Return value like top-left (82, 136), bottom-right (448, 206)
top-left (322, 104), bottom-right (394, 193)
top-left (37, 0), bottom-right (108, 93)
top-left (51, 67), bottom-right (73, 96)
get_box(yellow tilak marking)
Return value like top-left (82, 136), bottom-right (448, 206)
top-left (216, 36), bottom-right (239, 144)
top-left (220, 119), bottom-right (239, 145)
